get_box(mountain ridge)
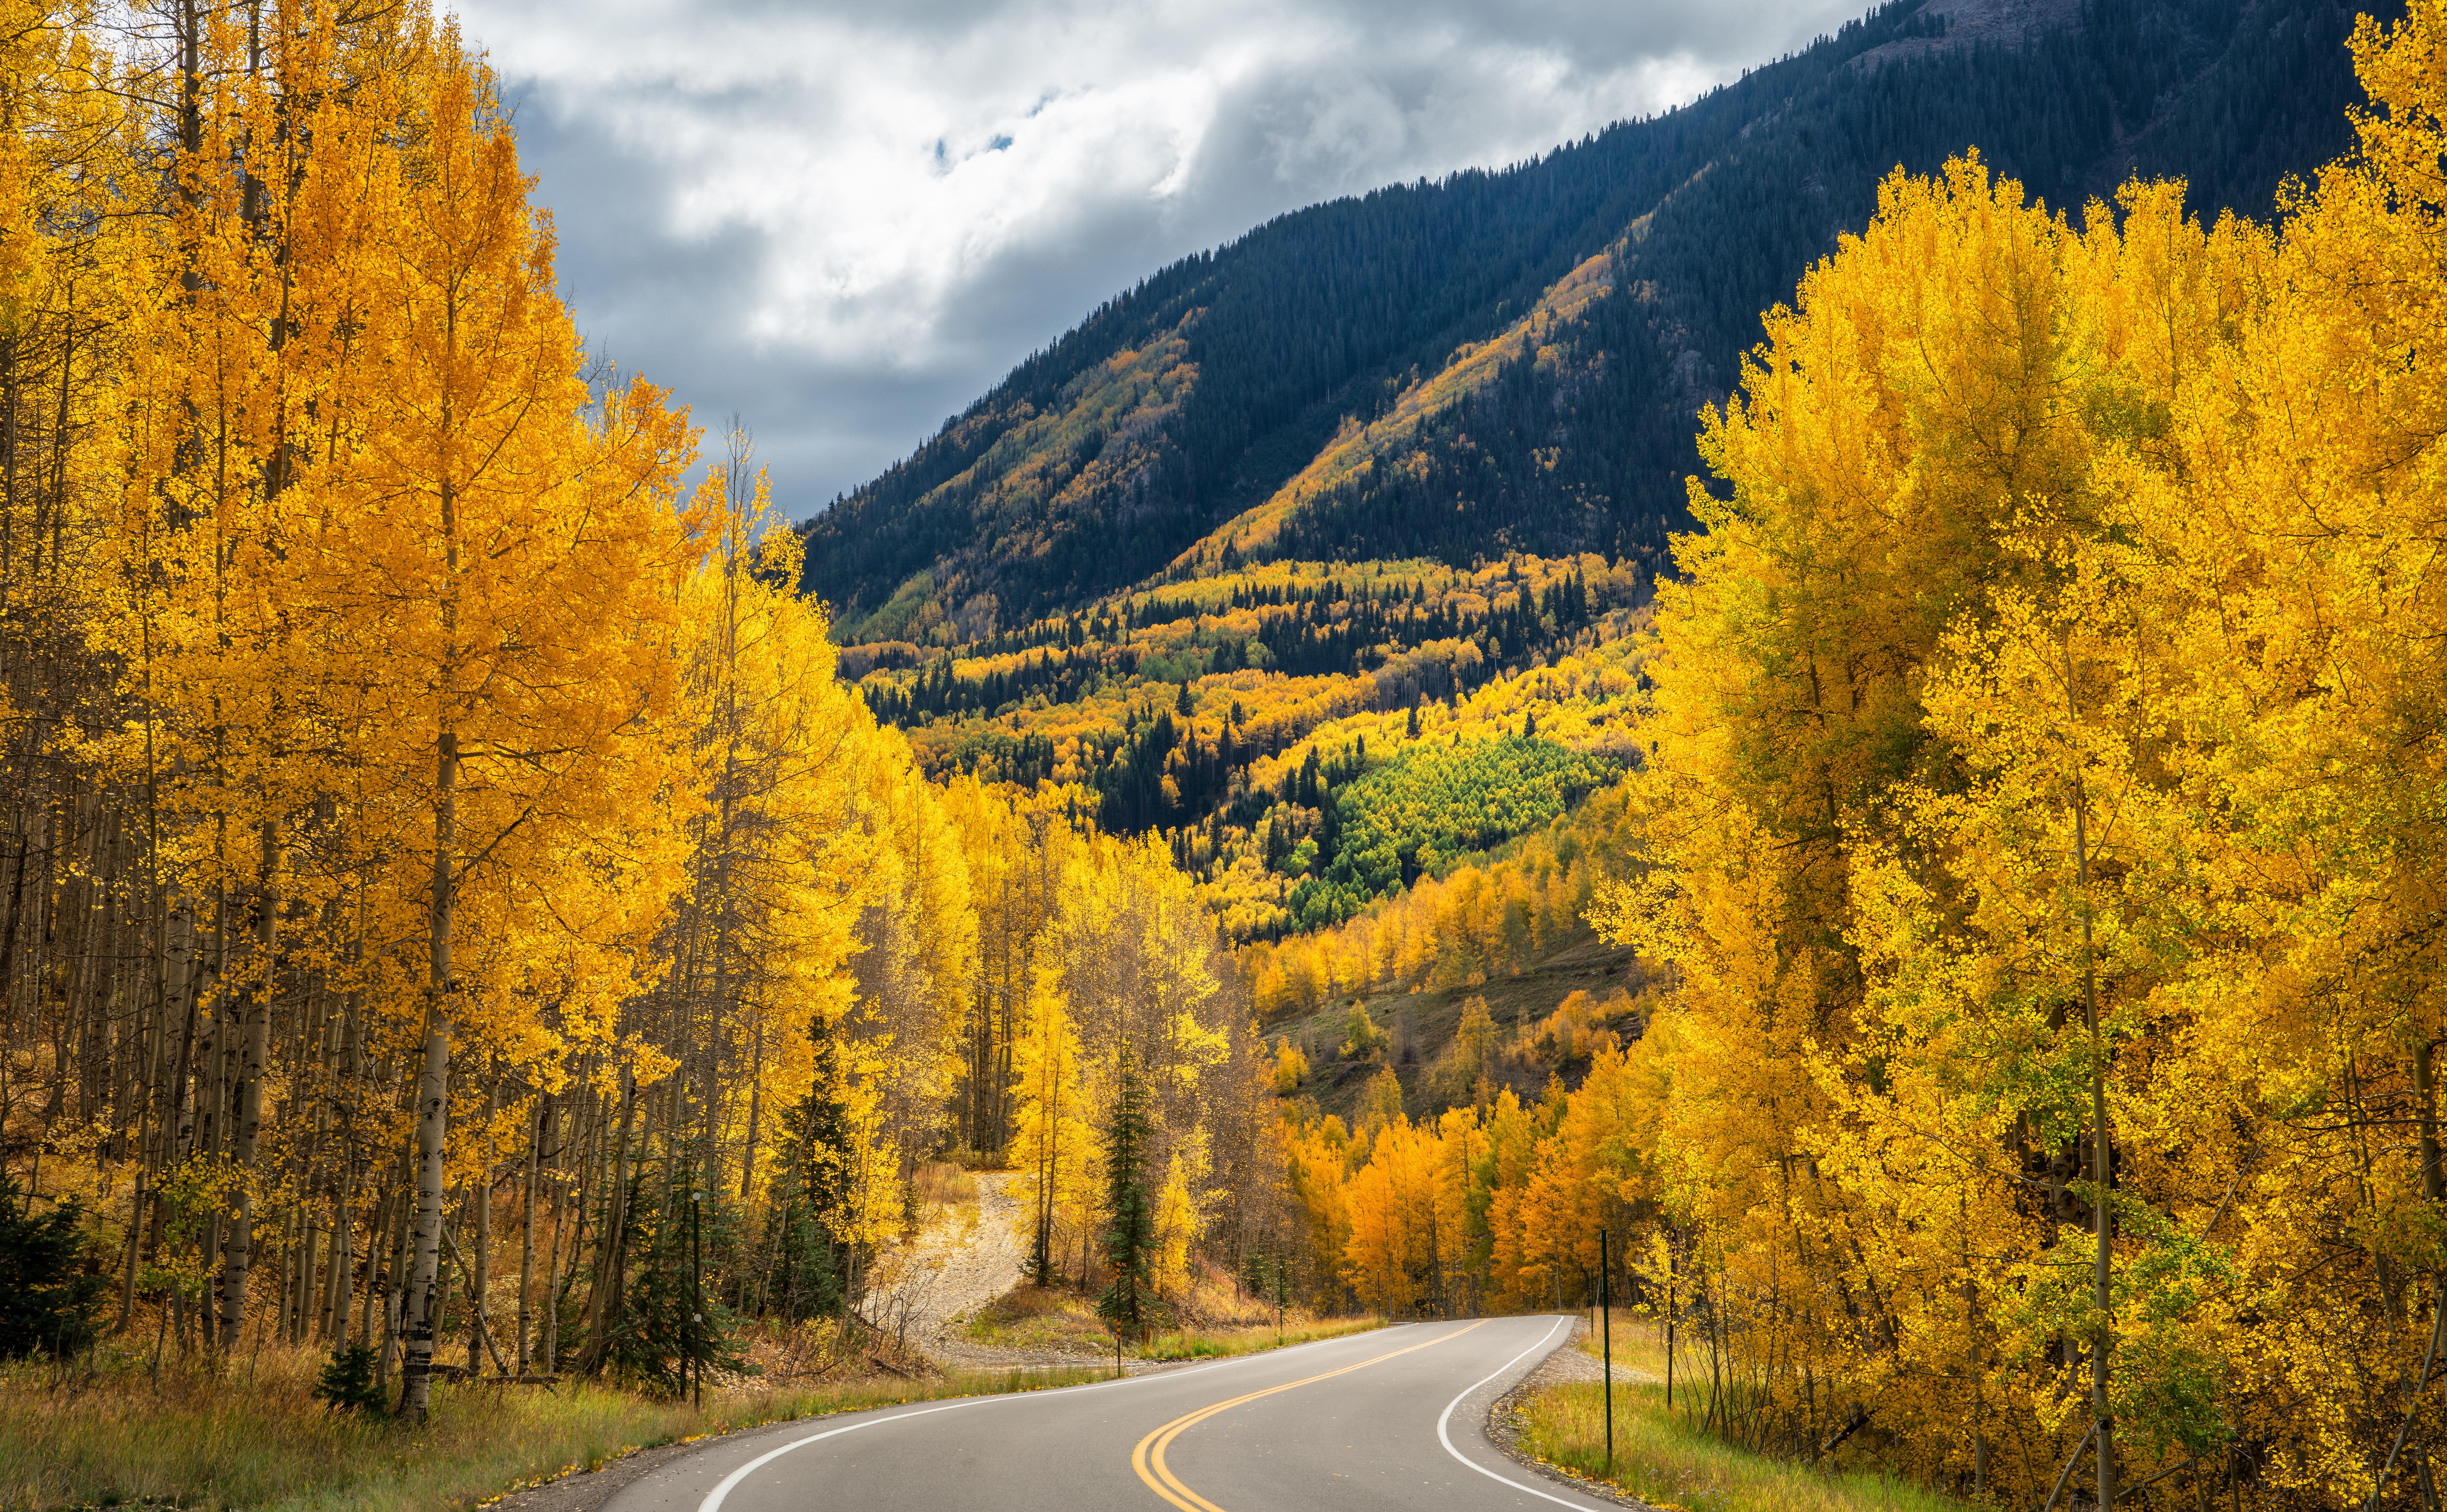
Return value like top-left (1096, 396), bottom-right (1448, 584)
top-left (802, 0), bottom-right (2386, 644)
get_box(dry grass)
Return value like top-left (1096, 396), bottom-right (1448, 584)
top-left (910, 1160), bottom-right (980, 1210)
top-left (963, 1283), bottom-right (1382, 1363)
top-left (1170, 1266), bottom-right (1280, 1329)
top-left (1515, 1320), bottom-right (1967, 1512)
top-left (0, 1340), bottom-right (1102, 1512)
top-left (1137, 1317), bottom-right (1383, 1361)
top-left (963, 1285), bottom-right (1112, 1354)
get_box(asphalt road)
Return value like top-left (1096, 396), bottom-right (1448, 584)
top-left (600, 1315), bottom-right (1615, 1512)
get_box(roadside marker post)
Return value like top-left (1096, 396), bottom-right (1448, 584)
top-left (690, 1190), bottom-right (704, 1411)
top-left (1274, 1253), bottom-right (1285, 1346)
top-left (1599, 1228), bottom-right (1613, 1478)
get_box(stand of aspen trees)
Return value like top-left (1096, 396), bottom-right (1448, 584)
top-left (0, 0), bottom-right (1276, 1417)
top-left (1291, 8), bottom-right (2447, 1506)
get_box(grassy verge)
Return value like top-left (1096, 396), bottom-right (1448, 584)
top-left (0, 1343), bottom-right (1104, 1512)
top-left (965, 1283), bottom-right (1380, 1362)
top-left (964, 1285), bottom-right (1111, 1354)
top-left (1510, 1320), bottom-right (1967, 1512)
top-left (1137, 1317), bottom-right (1384, 1361)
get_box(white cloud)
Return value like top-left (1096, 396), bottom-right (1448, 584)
top-left (450, 0), bottom-right (1864, 507)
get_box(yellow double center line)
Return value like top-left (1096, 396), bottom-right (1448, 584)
top-left (1129, 1322), bottom-right (1486, 1511)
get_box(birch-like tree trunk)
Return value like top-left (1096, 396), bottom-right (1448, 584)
top-left (467, 1074), bottom-right (498, 1373)
top-left (215, 819), bottom-right (276, 1351)
top-left (518, 1090), bottom-right (544, 1373)
top-left (399, 730), bottom-right (457, 1422)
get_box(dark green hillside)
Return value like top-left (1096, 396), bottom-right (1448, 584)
top-left (1268, 0), bottom-right (2389, 568)
top-left (804, 0), bottom-right (2385, 640)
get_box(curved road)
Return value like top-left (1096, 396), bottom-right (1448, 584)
top-left (601, 1315), bottom-right (1612, 1512)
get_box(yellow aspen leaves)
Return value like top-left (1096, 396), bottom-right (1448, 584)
top-left (1, 0), bottom-right (1263, 1395)
top-left (1291, 15), bottom-right (2447, 1508)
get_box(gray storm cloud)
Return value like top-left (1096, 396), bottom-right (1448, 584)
top-left (453, 0), bottom-right (1868, 513)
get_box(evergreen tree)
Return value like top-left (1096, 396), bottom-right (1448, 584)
top-left (759, 1019), bottom-right (857, 1320)
top-left (0, 1177), bottom-right (103, 1359)
top-left (601, 1149), bottom-right (750, 1398)
top-left (1097, 1043), bottom-right (1155, 1337)
top-left (312, 1344), bottom-right (387, 1413)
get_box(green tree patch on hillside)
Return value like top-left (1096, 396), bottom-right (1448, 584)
top-left (1288, 736), bottom-right (1615, 928)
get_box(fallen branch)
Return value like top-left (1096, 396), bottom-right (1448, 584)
top-left (1806, 1405), bottom-right (1873, 1466)
top-left (2367, 1276), bottom-right (2447, 1512)
top-left (2041, 1421), bottom-right (2099, 1512)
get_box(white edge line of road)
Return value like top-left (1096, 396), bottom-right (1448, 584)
top-left (1436, 1315), bottom-right (1613, 1509)
top-left (692, 1323), bottom-right (1425, 1512)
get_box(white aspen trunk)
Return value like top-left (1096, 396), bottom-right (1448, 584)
top-left (546, 1086), bottom-right (591, 1375)
top-left (324, 1184), bottom-right (352, 1342)
top-left (198, 987), bottom-right (226, 1353)
top-left (399, 730), bottom-right (457, 1422)
top-left (579, 1070), bottom-right (638, 1373)
top-left (319, 1042), bottom-right (350, 1341)
top-left (468, 1075), bottom-right (498, 1373)
top-left (740, 1040), bottom-right (760, 1203)
top-left (290, 1207), bottom-right (314, 1346)
top-left (518, 1091), bottom-right (543, 1374)
top-left (541, 1160), bottom-right (563, 1375)
top-left (2066, 651), bottom-right (2114, 1512)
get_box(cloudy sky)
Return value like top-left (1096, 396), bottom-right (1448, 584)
top-left (449, 0), bottom-right (1866, 516)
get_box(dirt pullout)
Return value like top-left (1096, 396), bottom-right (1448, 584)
top-left (865, 1172), bottom-right (1174, 1374)
top-left (864, 1171), bottom-right (1027, 1364)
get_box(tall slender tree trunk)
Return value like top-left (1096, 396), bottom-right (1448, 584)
top-left (324, 990), bottom-right (362, 1342)
top-left (2066, 653), bottom-right (2114, 1512)
top-left (399, 729), bottom-right (457, 1422)
top-left (198, 976), bottom-right (226, 1352)
top-left (519, 1091), bottom-right (545, 1374)
top-left (739, 1036), bottom-right (760, 1202)
top-left (579, 1070), bottom-right (637, 1374)
top-left (217, 819), bottom-right (276, 1351)
top-left (542, 1132), bottom-right (567, 1376)
top-left (467, 1074), bottom-right (498, 1373)
top-left (324, 1182), bottom-right (352, 1342)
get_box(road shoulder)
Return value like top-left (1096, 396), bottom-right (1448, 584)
top-left (1484, 1317), bottom-right (1655, 1510)
top-left (477, 1353), bottom-right (1219, 1512)
top-left (479, 1428), bottom-right (743, 1512)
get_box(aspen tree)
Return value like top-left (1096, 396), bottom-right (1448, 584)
top-left (309, 24), bottom-right (702, 1417)
top-left (1012, 967), bottom-right (1087, 1286)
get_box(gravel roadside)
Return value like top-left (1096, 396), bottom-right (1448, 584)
top-left (1485, 1316), bottom-right (1660, 1510)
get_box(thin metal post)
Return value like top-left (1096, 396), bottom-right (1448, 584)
top-left (1600, 1228), bottom-right (1614, 1477)
top-left (1664, 1233), bottom-right (1675, 1412)
top-left (690, 1190), bottom-right (703, 1410)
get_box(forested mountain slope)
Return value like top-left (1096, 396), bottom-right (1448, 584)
top-left (802, 0), bottom-right (2385, 639)
top-left (853, 552), bottom-right (1652, 940)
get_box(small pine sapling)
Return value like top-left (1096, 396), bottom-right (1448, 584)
top-left (313, 1344), bottom-right (388, 1414)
